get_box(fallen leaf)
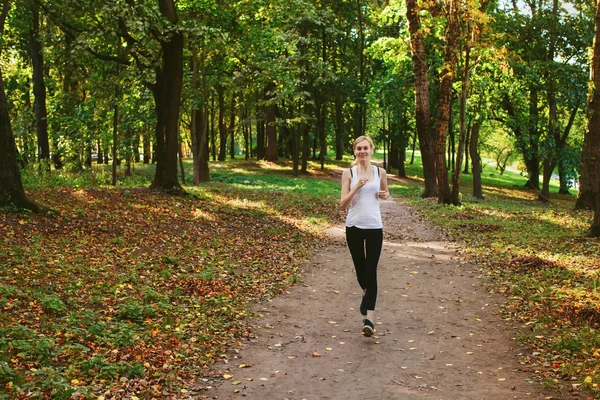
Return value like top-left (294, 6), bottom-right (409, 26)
top-left (312, 350), bottom-right (321, 357)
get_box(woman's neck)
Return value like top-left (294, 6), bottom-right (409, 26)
top-left (356, 160), bottom-right (371, 172)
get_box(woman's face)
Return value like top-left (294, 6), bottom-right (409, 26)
top-left (354, 140), bottom-right (372, 161)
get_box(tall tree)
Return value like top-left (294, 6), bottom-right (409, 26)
top-left (451, 0), bottom-right (491, 205)
top-left (0, 0), bottom-right (38, 211)
top-left (434, 0), bottom-right (460, 204)
top-left (28, 1), bottom-right (50, 168)
top-left (578, 0), bottom-right (600, 236)
top-left (406, 0), bottom-right (438, 198)
top-left (148, 0), bottom-right (183, 192)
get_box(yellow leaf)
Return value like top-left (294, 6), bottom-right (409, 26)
top-left (326, 347), bottom-right (333, 351)
top-left (223, 374), bottom-right (233, 380)
top-left (238, 363), bottom-right (249, 368)
top-left (585, 376), bottom-right (593, 384)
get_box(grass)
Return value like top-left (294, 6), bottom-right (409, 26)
top-left (1, 157), bottom-right (343, 399)
top-left (3, 151), bottom-right (600, 398)
top-left (390, 152), bottom-right (600, 396)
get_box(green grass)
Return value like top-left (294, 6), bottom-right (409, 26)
top-left (6, 151), bottom-right (600, 397)
top-left (2, 157), bottom-right (343, 399)
top-left (388, 152), bottom-right (600, 396)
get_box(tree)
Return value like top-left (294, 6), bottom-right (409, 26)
top-left (406, 0), bottom-right (438, 198)
top-left (0, 0), bottom-right (39, 211)
top-left (434, 0), bottom-right (459, 205)
top-left (578, 0), bottom-right (600, 236)
top-left (28, 0), bottom-right (50, 168)
top-left (147, 0), bottom-right (184, 193)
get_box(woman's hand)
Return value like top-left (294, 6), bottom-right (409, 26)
top-left (378, 190), bottom-right (389, 200)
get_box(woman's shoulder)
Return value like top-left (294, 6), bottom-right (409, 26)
top-left (376, 166), bottom-right (387, 177)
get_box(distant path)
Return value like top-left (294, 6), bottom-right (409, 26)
top-left (200, 198), bottom-right (565, 400)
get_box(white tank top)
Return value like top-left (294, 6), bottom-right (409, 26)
top-left (345, 165), bottom-right (383, 229)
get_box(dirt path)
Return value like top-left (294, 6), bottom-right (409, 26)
top-left (201, 199), bottom-right (565, 400)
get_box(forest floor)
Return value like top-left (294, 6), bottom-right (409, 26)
top-left (198, 196), bottom-right (577, 400)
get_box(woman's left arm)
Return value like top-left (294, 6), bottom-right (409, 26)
top-left (378, 168), bottom-right (389, 199)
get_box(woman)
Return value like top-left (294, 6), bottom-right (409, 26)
top-left (340, 135), bottom-right (389, 337)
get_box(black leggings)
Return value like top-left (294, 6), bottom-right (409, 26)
top-left (345, 226), bottom-right (383, 311)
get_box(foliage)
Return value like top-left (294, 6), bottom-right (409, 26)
top-left (392, 156), bottom-right (600, 397)
top-left (0, 159), bottom-right (342, 398)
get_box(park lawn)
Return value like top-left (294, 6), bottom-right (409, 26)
top-left (2, 154), bottom-right (600, 398)
top-left (390, 154), bottom-right (600, 394)
top-left (0, 159), bottom-right (343, 399)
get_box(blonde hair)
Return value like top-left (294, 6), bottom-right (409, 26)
top-left (351, 135), bottom-right (375, 166)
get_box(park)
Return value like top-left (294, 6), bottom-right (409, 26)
top-left (1, 0), bottom-right (600, 398)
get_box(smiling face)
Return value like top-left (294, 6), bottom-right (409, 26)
top-left (354, 140), bottom-right (373, 161)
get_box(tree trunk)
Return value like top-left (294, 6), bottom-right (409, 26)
top-left (335, 94), bottom-right (344, 160)
top-left (248, 107), bottom-right (253, 159)
top-left (178, 138), bottom-right (185, 184)
top-left (189, 43), bottom-right (209, 182)
top-left (410, 129), bottom-right (417, 164)
top-left (539, 0), bottom-right (559, 202)
top-left (452, 41), bottom-right (470, 206)
top-left (243, 105), bottom-right (250, 160)
top-left (398, 144), bottom-right (407, 177)
top-left (406, 0), bottom-right (438, 198)
top-left (0, 8), bottom-right (39, 213)
top-left (143, 134), bottom-right (150, 164)
top-left (318, 29), bottom-right (328, 170)
top-left (97, 139), bottom-right (104, 164)
top-left (29, 4), bottom-right (50, 167)
top-left (256, 118), bottom-right (265, 160)
top-left (229, 94), bottom-right (236, 159)
top-left (578, 0), bottom-right (600, 236)
top-left (558, 157), bottom-right (571, 194)
top-left (356, 0), bottom-right (365, 137)
top-left (265, 83), bottom-right (278, 161)
top-left (210, 95), bottom-right (216, 161)
top-left (470, 121), bottom-right (483, 200)
top-left (317, 98), bottom-right (326, 169)
top-left (194, 107), bottom-right (210, 182)
top-left (525, 87), bottom-right (540, 189)
top-left (301, 103), bottom-right (312, 174)
top-left (149, 1), bottom-right (184, 193)
top-left (217, 85), bottom-right (226, 161)
top-left (435, 0), bottom-right (459, 204)
top-left (112, 84), bottom-right (119, 186)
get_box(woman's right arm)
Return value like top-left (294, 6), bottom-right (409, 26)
top-left (340, 169), bottom-right (361, 209)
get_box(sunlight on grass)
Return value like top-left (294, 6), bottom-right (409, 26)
top-left (393, 156), bottom-right (600, 395)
